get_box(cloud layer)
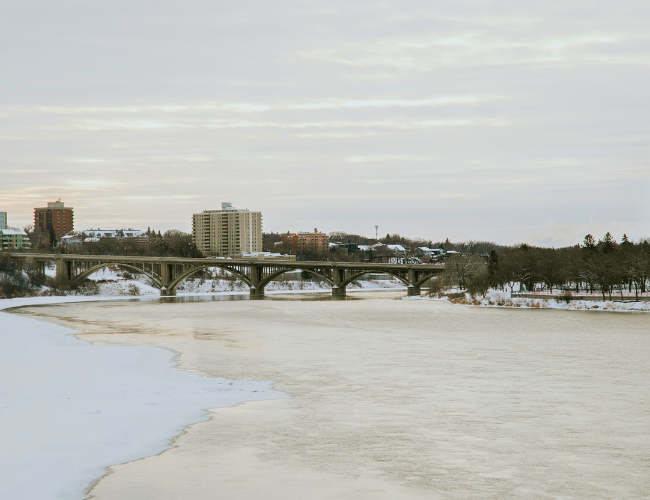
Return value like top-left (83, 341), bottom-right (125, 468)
top-left (1, 1), bottom-right (648, 246)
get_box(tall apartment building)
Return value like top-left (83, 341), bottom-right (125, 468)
top-left (192, 203), bottom-right (262, 256)
top-left (34, 199), bottom-right (74, 242)
top-left (282, 229), bottom-right (328, 252)
top-left (0, 211), bottom-right (7, 230)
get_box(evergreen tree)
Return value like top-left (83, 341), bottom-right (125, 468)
top-left (49, 226), bottom-right (57, 249)
top-left (583, 234), bottom-right (596, 250)
top-left (487, 250), bottom-right (499, 287)
top-left (598, 232), bottom-right (616, 254)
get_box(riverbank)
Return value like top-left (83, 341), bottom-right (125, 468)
top-left (415, 290), bottom-right (650, 312)
top-left (0, 294), bottom-right (287, 500)
top-left (11, 294), bottom-right (650, 500)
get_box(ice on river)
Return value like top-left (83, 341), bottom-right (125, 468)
top-left (0, 297), bottom-right (287, 500)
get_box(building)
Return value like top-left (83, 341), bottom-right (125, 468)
top-left (34, 199), bottom-right (74, 242)
top-left (282, 229), bottom-right (328, 253)
top-left (60, 234), bottom-right (82, 246)
top-left (192, 203), bottom-right (262, 256)
top-left (416, 247), bottom-right (446, 259)
top-left (237, 252), bottom-right (296, 261)
top-left (0, 212), bottom-right (7, 230)
top-left (0, 228), bottom-right (31, 250)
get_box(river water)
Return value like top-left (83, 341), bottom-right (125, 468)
top-left (16, 293), bottom-right (650, 499)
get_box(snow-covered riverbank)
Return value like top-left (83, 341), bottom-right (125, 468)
top-left (410, 290), bottom-right (650, 312)
top-left (0, 295), bottom-right (287, 500)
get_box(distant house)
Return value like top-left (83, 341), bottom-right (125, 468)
top-left (0, 228), bottom-right (31, 250)
top-left (416, 247), bottom-right (446, 259)
top-left (82, 229), bottom-right (146, 243)
top-left (386, 244), bottom-right (407, 256)
top-left (60, 234), bottom-right (82, 246)
top-left (237, 252), bottom-right (296, 261)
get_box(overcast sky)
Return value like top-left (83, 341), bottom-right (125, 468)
top-left (1, 1), bottom-right (648, 246)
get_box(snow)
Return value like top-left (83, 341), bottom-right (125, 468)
top-left (0, 296), bottom-right (288, 500)
top-left (410, 290), bottom-right (650, 312)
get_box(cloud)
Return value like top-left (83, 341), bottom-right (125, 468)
top-left (0, 0), bottom-right (647, 243)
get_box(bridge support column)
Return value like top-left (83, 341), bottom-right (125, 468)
top-left (331, 266), bottom-right (346, 297)
top-left (34, 260), bottom-right (46, 279)
top-left (407, 268), bottom-right (421, 296)
top-left (159, 262), bottom-right (175, 296)
top-left (249, 264), bottom-right (265, 298)
top-left (55, 255), bottom-right (71, 283)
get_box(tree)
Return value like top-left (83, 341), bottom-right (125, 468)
top-left (537, 249), bottom-right (565, 293)
top-left (49, 226), bottom-right (57, 249)
top-left (441, 254), bottom-right (485, 290)
top-left (487, 250), bottom-right (500, 288)
top-left (583, 234), bottom-right (596, 250)
top-left (598, 232), bottom-right (616, 254)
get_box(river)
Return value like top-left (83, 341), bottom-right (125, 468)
top-left (14, 292), bottom-right (650, 499)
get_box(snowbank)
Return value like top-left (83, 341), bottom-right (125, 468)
top-left (409, 290), bottom-right (650, 312)
top-left (0, 296), bottom-right (288, 500)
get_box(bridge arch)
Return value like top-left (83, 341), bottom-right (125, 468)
top-left (412, 272), bottom-right (443, 289)
top-left (166, 264), bottom-right (252, 295)
top-left (257, 268), bottom-right (334, 290)
top-left (339, 270), bottom-right (409, 289)
top-left (71, 263), bottom-right (162, 288)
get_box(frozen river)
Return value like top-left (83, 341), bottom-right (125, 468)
top-left (10, 292), bottom-right (650, 499)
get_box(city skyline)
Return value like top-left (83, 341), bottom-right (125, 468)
top-left (1, 1), bottom-right (649, 246)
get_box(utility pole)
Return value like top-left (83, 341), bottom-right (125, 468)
top-left (375, 225), bottom-right (378, 241)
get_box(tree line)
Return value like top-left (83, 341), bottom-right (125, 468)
top-left (435, 233), bottom-right (650, 301)
top-left (262, 231), bottom-right (507, 261)
top-left (26, 228), bottom-right (203, 258)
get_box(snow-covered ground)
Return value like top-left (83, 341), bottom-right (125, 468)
top-left (0, 296), bottom-right (288, 500)
top-left (411, 290), bottom-right (650, 312)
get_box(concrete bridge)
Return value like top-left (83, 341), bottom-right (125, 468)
top-left (10, 253), bottom-right (445, 297)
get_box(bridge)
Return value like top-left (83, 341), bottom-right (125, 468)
top-left (10, 253), bottom-right (445, 297)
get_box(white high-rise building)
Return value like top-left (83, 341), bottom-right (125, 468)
top-left (192, 203), bottom-right (262, 256)
top-left (0, 211), bottom-right (7, 230)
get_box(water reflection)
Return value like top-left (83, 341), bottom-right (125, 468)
top-left (160, 292), bottom-right (362, 303)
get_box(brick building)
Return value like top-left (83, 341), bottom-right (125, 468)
top-left (282, 230), bottom-right (328, 253)
top-left (34, 199), bottom-right (74, 242)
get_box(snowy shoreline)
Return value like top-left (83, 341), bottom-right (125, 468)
top-left (0, 294), bottom-right (288, 500)
top-left (408, 291), bottom-right (650, 312)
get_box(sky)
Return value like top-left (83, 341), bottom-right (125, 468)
top-left (1, 0), bottom-right (648, 247)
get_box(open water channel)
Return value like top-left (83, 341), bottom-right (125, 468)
top-left (15, 292), bottom-right (650, 499)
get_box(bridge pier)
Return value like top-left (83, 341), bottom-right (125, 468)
top-left (159, 263), bottom-right (176, 296)
top-left (249, 264), bottom-right (265, 298)
top-left (407, 268), bottom-right (422, 296)
top-left (55, 255), bottom-right (71, 283)
top-left (331, 266), bottom-right (346, 297)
